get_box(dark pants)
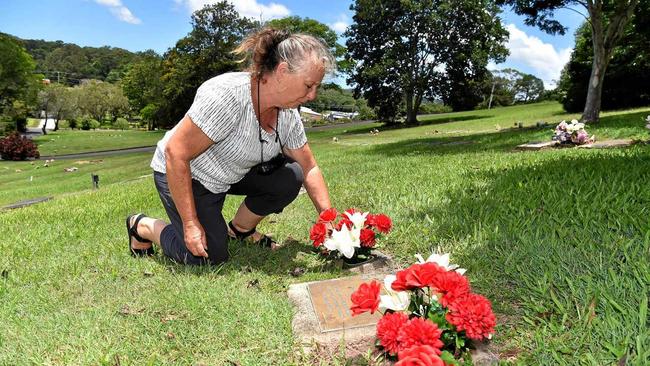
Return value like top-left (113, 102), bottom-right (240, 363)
top-left (153, 161), bottom-right (304, 265)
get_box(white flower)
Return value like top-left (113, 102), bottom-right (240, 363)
top-left (323, 224), bottom-right (360, 259)
top-left (379, 275), bottom-right (410, 311)
top-left (414, 252), bottom-right (467, 275)
top-left (344, 211), bottom-right (369, 230)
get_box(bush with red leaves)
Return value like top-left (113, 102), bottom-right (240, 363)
top-left (0, 132), bottom-right (40, 160)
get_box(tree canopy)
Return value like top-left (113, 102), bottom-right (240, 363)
top-left (345, 0), bottom-right (508, 124)
top-left (0, 34), bottom-right (41, 114)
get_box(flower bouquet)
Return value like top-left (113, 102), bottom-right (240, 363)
top-left (309, 208), bottom-right (392, 265)
top-left (552, 119), bottom-right (594, 145)
top-left (350, 253), bottom-right (496, 365)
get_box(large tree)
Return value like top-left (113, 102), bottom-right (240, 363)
top-left (496, 0), bottom-right (639, 123)
top-left (0, 34), bottom-right (41, 115)
top-left (345, 0), bottom-right (508, 124)
top-left (558, 2), bottom-right (650, 112)
top-left (159, 1), bottom-right (257, 127)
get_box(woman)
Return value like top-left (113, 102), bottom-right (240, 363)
top-left (125, 28), bottom-right (335, 265)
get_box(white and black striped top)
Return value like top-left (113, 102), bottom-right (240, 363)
top-left (150, 72), bottom-right (307, 194)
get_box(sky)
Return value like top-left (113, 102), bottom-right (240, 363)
top-left (0, 0), bottom-right (587, 89)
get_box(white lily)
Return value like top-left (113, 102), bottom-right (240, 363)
top-left (344, 211), bottom-right (369, 230)
top-left (323, 224), bottom-right (360, 259)
top-left (379, 275), bottom-right (410, 311)
top-left (414, 252), bottom-right (467, 275)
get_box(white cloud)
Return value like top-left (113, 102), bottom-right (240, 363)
top-left (328, 14), bottom-right (349, 34)
top-left (94, 0), bottom-right (141, 24)
top-left (176, 0), bottom-right (290, 20)
top-left (505, 23), bottom-right (572, 89)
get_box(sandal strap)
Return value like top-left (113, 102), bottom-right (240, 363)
top-left (228, 221), bottom-right (256, 240)
top-left (256, 235), bottom-right (276, 248)
top-left (129, 214), bottom-right (151, 243)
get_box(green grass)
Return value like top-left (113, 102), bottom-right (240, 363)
top-left (32, 129), bottom-right (166, 156)
top-left (1, 102), bottom-right (649, 365)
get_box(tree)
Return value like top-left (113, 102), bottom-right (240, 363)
top-left (514, 73), bottom-right (545, 103)
top-left (121, 52), bottom-right (164, 112)
top-left (345, 0), bottom-right (508, 124)
top-left (496, 0), bottom-right (640, 123)
top-left (0, 34), bottom-right (42, 116)
top-left (558, 3), bottom-right (650, 112)
top-left (38, 83), bottom-right (77, 133)
top-left (76, 80), bottom-right (129, 122)
top-left (159, 1), bottom-right (257, 127)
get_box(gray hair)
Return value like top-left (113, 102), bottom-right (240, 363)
top-left (233, 28), bottom-right (336, 77)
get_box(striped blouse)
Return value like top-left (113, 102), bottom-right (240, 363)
top-left (150, 72), bottom-right (307, 194)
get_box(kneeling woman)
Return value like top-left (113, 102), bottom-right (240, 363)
top-left (125, 28), bottom-right (335, 265)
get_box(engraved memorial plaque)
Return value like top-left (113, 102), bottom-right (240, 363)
top-left (307, 276), bottom-right (382, 332)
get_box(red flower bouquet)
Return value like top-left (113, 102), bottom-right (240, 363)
top-left (350, 253), bottom-right (496, 365)
top-left (309, 208), bottom-right (392, 262)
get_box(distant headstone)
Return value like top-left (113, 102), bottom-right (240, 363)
top-left (516, 141), bottom-right (559, 151)
top-left (577, 139), bottom-right (635, 149)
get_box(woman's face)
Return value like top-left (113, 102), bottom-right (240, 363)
top-left (276, 60), bottom-right (325, 109)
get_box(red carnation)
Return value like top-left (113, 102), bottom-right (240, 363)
top-left (376, 312), bottom-right (409, 355)
top-left (318, 207), bottom-right (338, 222)
top-left (350, 280), bottom-right (381, 316)
top-left (391, 267), bottom-right (411, 291)
top-left (359, 228), bottom-right (376, 248)
top-left (396, 345), bottom-right (445, 366)
top-left (336, 217), bottom-right (353, 230)
top-left (397, 317), bottom-right (443, 353)
top-left (446, 293), bottom-right (496, 340)
top-left (428, 270), bottom-right (470, 307)
top-left (373, 214), bottom-right (392, 233)
top-left (365, 213), bottom-right (376, 227)
top-left (309, 222), bottom-right (327, 247)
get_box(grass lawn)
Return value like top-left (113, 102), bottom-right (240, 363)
top-left (1, 102), bottom-right (649, 365)
top-left (31, 129), bottom-right (166, 156)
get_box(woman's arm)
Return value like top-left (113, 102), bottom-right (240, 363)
top-left (284, 143), bottom-right (331, 213)
top-left (165, 115), bottom-right (215, 258)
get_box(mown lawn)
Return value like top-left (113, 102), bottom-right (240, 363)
top-left (32, 129), bottom-right (166, 156)
top-left (1, 102), bottom-right (649, 365)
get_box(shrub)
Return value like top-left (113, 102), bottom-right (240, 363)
top-left (114, 118), bottom-right (129, 130)
top-left (67, 118), bottom-right (78, 129)
top-left (80, 117), bottom-right (100, 130)
top-left (0, 132), bottom-right (40, 160)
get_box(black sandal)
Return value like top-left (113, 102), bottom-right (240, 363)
top-left (126, 213), bottom-right (155, 257)
top-left (228, 221), bottom-right (278, 249)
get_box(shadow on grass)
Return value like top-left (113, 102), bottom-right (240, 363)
top-left (149, 236), bottom-right (340, 279)
top-left (369, 110), bottom-right (650, 158)
top-left (405, 148), bottom-right (650, 362)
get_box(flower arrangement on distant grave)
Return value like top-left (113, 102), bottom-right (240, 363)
top-left (552, 119), bottom-right (594, 145)
top-left (310, 208), bottom-right (392, 264)
top-left (645, 115), bottom-right (650, 130)
top-left (350, 253), bottom-right (496, 365)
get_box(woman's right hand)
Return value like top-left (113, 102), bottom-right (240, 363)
top-left (183, 220), bottom-right (209, 258)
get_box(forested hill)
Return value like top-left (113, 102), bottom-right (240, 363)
top-left (1, 32), bottom-right (157, 85)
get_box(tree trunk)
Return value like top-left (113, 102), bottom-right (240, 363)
top-left (405, 90), bottom-right (417, 124)
top-left (582, 0), bottom-right (638, 123)
top-left (54, 112), bottom-right (61, 131)
top-left (41, 118), bottom-right (47, 135)
top-left (582, 52), bottom-right (607, 123)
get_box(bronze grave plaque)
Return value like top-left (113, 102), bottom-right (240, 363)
top-left (307, 276), bottom-right (382, 332)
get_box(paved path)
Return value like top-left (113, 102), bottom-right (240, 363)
top-left (38, 146), bottom-right (157, 160)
